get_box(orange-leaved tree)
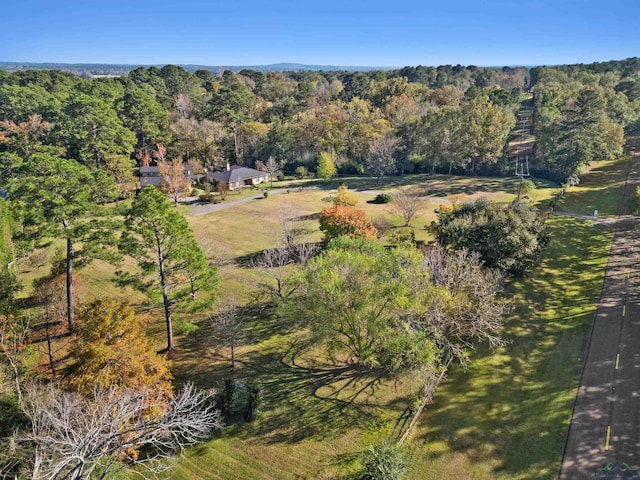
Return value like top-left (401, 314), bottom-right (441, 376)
top-left (319, 204), bottom-right (377, 246)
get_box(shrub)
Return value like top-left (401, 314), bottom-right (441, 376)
top-left (244, 384), bottom-right (263, 422)
top-left (387, 228), bottom-right (416, 247)
top-left (519, 179), bottom-right (536, 196)
top-left (360, 439), bottom-right (409, 480)
top-left (263, 191), bottom-right (269, 199)
top-left (199, 192), bottom-right (217, 203)
top-left (334, 184), bottom-right (357, 206)
top-left (319, 205), bottom-right (378, 246)
top-left (222, 379), bottom-right (238, 417)
top-left (372, 193), bottom-right (392, 204)
top-left (295, 166), bottom-right (308, 179)
top-left (435, 198), bottom-right (548, 276)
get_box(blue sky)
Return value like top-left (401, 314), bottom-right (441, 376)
top-left (1, 0), bottom-right (638, 67)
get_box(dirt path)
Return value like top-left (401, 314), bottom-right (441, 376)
top-left (559, 137), bottom-right (640, 479)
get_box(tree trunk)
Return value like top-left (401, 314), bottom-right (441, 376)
top-left (63, 222), bottom-right (74, 330)
top-left (46, 317), bottom-right (56, 379)
top-left (231, 339), bottom-right (235, 369)
top-left (398, 361), bottom-right (451, 445)
top-left (43, 302), bottom-right (56, 379)
top-left (232, 126), bottom-right (239, 163)
top-left (517, 176), bottom-right (524, 200)
top-left (157, 246), bottom-right (173, 352)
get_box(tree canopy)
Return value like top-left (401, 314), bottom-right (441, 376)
top-left (433, 198), bottom-right (549, 276)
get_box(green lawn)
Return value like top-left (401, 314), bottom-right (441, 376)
top-left (11, 168), bottom-right (611, 479)
top-left (0, 199), bottom-right (13, 267)
top-left (556, 157), bottom-right (630, 217)
top-left (409, 216), bottom-right (612, 479)
top-left (157, 168), bottom-right (614, 479)
top-left (162, 215), bottom-right (611, 480)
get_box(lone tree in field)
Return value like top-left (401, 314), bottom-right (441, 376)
top-left (263, 156), bottom-right (281, 187)
top-left (432, 198), bottom-right (549, 276)
top-left (121, 187), bottom-right (218, 351)
top-left (390, 187), bottom-right (425, 226)
top-left (291, 237), bottom-right (439, 370)
top-left (210, 299), bottom-right (245, 369)
top-left (319, 204), bottom-right (377, 246)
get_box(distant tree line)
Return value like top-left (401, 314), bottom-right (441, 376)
top-left (1, 58), bottom-right (636, 191)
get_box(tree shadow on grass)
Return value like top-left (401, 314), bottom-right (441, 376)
top-left (557, 158), bottom-right (630, 217)
top-left (412, 217), bottom-right (612, 479)
top-left (230, 337), bottom-right (389, 444)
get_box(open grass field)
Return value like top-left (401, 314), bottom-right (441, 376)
top-left (0, 199), bottom-right (13, 267)
top-left (161, 213), bottom-right (612, 480)
top-left (10, 166), bottom-right (615, 479)
top-left (408, 216), bottom-right (612, 479)
top-left (145, 166), bottom-right (613, 479)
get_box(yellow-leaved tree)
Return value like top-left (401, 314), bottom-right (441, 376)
top-left (67, 299), bottom-right (172, 396)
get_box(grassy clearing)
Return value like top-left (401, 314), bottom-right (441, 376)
top-left (170, 218), bottom-right (611, 480)
top-left (11, 168), bottom-right (609, 479)
top-left (0, 199), bottom-right (13, 267)
top-left (158, 170), bottom-right (610, 479)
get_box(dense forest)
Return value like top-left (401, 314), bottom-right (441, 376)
top-left (0, 57), bottom-right (639, 479)
top-left (1, 57), bottom-right (637, 191)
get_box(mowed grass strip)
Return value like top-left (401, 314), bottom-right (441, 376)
top-left (556, 156), bottom-right (630, 217)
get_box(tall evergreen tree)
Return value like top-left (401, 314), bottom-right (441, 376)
top-left (8, 154), bottom-right (117, 328)
top-left (120, 187), bottom-right (218, 351)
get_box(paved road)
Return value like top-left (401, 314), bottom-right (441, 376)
top-left (189, 188), bottom-right (293, 216)
top-left (560, 138), bottom-right (640, 479)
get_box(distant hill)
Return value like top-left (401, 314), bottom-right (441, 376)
top-left (0, 61), bottom-right (394, 77)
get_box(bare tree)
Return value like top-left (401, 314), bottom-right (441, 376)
top-left (153, 143), bottom-right (167, 163)
top-left (263, 157), bottom-right (281, 187)
top-left (275, 203), bottom-right (317, 263)
top-left (210, 299), bottom-right (245, 369)
top-left (136, 148), bottom-right (151, 167)
top-left (389, 187), bottom-right (425, 226)
top-left (366, 133), bottom-right (398, 184)
top-left (0, 314), bottom-right (30, 402)
top-left (252, 247), bottom-right (296, 301)
top-left (173, 94), bottom-right (194, 119)
top-left (277, 204), bottom-right (307, 250)
top-left (398, 247), bottom-right (508, 444)
top-left (292, 242), bottom-right (318, 265)
top-left (158, 158), bottom-right (191, 205)
top-left (19, 383), bottom-right (222, 480)
top-left (217, 181), bottom-right (229, 200)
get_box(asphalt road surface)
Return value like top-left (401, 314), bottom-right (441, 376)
top-left (560, 139), bottom-right (640, 479)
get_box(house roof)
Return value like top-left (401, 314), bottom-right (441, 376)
top-left (208, 165), bottom-right (266, 183)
